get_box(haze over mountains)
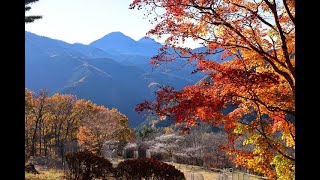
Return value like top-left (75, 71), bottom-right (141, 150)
top-left (25, 31), bottom-right (225, 127)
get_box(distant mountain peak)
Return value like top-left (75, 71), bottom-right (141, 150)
top-left (138, 36), bottom-right (158, 44)
top-left (89, 32), bottom-right (163, 56)
top-left (99, 31), bottom-right (133, 40)
top-left (108, 31), bottom-right (125, 35)
top-left (89, 31), bottom-right (137, 52)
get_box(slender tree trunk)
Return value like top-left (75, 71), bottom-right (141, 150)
top-left (53, 123), bottom-right (58, 158)
top-left (25, 133), bottom-right (30, 158)
top-left (50, 124), bottom-right (54, 158)
top-left (56, 120), bottom-right (64, 157)
top-left (31, 91), bottom-right (48, 157)
top-left (43, 126), bottom-right (47, 157)
top-left (64, 122), bottom-right (72, 154)
top-left (39, 122), bottom-right (42, 156)
top-left (31, 118), bottom-right (40, 156)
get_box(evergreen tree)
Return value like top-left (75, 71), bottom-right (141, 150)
top-left (25, 0), bottom-right (42, 23)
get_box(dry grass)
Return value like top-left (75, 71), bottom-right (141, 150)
top-left (30, 158), bottom-right (264, 180)
top-left (25, 169), bottom-right (66, 180)
top-left (164, 162), bottom-right (228, 180)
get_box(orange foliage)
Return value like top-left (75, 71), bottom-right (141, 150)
top-left (132, 0), bottom-right (295, 179)
top-left (77, 107), bottom-right (134, 155)
top-left (25, 89), bottom-right (134, 159)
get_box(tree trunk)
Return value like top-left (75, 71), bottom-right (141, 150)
top-left (39, 122), bottom-right (42, 156)
top-left (25, 127), bottom-right (30, 156)
top-left (31, 118), bottom-right (40, 156)
top-left (43, 127), bottom-right (47, 157)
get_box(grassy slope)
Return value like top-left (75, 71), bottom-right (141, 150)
top-left (25, 169), bottom-right (66, 180)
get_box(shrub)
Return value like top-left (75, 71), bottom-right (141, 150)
top-left (25, 163), bottom-right (39, 174)
top-left (171, 153), bottom-right (204, 166)
top-left (115, 158), bottom-right (185, 180)
top-left (65, 150), bottom-right (113, 180)
top-left (150, 151), bottom-right (171, 161)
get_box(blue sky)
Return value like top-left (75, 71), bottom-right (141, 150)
top-left (25, 0), bottom-right (201, 48)
top-left (25, 0), bottom-right (197, 47)
top-left (25, 0), bottom-right (151, 43)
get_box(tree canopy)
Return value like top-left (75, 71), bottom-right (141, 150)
top-left (25, 88), bottom-right (134, 161)
top-left (132, 0), bottom-right (295, 179)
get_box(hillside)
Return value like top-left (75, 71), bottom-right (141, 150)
top-left (25, 31), bottom-right (207, 127)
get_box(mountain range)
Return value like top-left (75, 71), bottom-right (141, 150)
top-left (25, 31), bottom-right (226, 127)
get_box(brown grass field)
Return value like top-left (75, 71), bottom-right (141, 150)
top-left (25, 159), bottom-right (266, 180)
top-left (25, 169), bottom-right (66, 180)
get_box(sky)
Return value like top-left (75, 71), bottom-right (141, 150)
top-left (25, 0), bottom-right (201, 48)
